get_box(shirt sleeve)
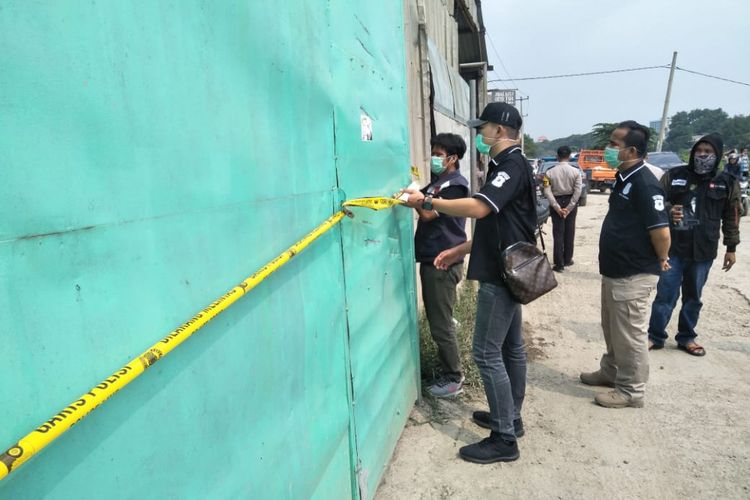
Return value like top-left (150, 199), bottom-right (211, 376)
top-left (434, 184), bottom-right (468, 201)
top-left (473, 162), bottom-right (527, 213)
top-left (633, 177), bottom-right (670, 230)
top-left (542, 175), bottom-right (557, 208)
top-left (569, 169), bottom-right (582, 208)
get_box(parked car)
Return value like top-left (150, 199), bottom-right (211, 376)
top-left (645, 151), bottom-right (687, 172)
top-left (535, 161), bottom-right (589, 207)
top-left (534, 179), bottom-right (550, 228)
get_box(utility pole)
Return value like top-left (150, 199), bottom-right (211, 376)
top-left (516, 96), bottom-right (529, 154)
top-left (657, 51), bottom-right (677, 152)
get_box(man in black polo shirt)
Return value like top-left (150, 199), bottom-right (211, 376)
top-left (580, 121), bottom-right (671, 408)
top-left (402, 102), bottom-right (536, 464)
top-left (413, 133), bottom-right (470, 397)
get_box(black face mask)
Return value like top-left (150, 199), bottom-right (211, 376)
top-left (693, 154), bottom-right (717, 175)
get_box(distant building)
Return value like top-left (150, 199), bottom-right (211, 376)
top-left (537, 135), bottom-right (549, 143)
top-left (650, 120), bottom-right (662, 133)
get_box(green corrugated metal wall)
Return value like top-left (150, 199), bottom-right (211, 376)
top-left (0, 2), bottom-right (418, 498)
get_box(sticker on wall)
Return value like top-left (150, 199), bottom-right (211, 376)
top-left (360, 110), bottom-right (373, 141)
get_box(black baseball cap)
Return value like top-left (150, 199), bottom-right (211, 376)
top-left (468, 102), bottom-right (523, 130)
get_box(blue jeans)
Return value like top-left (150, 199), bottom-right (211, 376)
top-left (473, 282), bottom-right (526, 441)
top-left (648, 255), bottom-right (713, 347)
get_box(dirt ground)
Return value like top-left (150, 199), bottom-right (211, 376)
top-left (376, 193), bottom-right (750, 500)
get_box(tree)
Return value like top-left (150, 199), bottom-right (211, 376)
top-left (591, 122), bottom-right (657, 151)
top-left (664, 108), bottom-right (729, 152)
top-left (591, 123), bottom-right (617, 149)
top-left (536, 132), bottom-right (596, 157)
top-left (523, 134), bottom-right (539, 157)
top-left (720, 115), bottom-right (750, 151)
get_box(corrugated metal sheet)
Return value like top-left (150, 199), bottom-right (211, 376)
top-left (0, 1), bottom-right (416, 498)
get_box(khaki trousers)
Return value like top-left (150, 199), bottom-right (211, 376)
top-left (599, 273), bottom-right (658, 400)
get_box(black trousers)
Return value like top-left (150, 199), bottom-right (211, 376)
top-left (550, 195), bottom-right (577, 267)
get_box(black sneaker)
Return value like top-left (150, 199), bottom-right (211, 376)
top-left (459, 432), bottom-right (520, 464)
top-left (471, 411), bottom-right (525, 437)
top-left (565, 260), bottom-right (574, 266)
top-left (552, 265), bottom-right (564, 273)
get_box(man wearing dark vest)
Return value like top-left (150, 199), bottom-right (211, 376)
top-left (413, 133), bottom-right (469, 397)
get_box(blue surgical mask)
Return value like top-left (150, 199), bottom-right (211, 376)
top-left (431, 156), bottom-right (447, 175)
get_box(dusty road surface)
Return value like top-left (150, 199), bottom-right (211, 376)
top-left (376, 193), bottom-right (750, 500)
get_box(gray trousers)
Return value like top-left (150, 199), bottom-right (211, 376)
top-left (420, 263), bottom-right (463, 382)
top-left (473, 282), bottom-right (526, 441)
top-left (599, 274), bottom-right (658, 400)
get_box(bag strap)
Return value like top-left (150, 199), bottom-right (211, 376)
top-left (492, 152), bottom-right (548, 253)
top-left (522, 157), bottom-right (547, 253)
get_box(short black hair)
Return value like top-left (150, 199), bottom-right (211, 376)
top-left (431, 133), bottom-right (467, 161)
top-left (503, 126), bottom-right (520, 140)
top-left (557, 146), bottom-right (572, 159)
top-left (617, 120), bottom-right (650, 157)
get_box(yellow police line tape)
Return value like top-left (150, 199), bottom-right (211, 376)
top-left (0, 196), bottom-right (404, 481)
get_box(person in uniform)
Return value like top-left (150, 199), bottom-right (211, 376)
top-left (543, 145), bottom-right (582, 272)
top-left (580, 121), bottom-right (671, 408)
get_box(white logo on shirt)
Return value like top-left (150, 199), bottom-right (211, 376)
top-left (653, 195), bottom-right (665, 211)
top-left (491, 171), bottom-right (511, 188)
top-left (622, 183), bottom-right (632, 195)
top-left (671, 179), bottom-right (687, 186)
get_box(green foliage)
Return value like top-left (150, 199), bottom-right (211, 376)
top-left (663, 108), bottom-right (750, 152)
top-left (540, 109), bottom-right (750, 158)
top-left (523, 133), bottom-right (539, 157)
top-left (721, 115), bottom-right (750, 150)
top-left (591, 122), bottom-right (658, 151)
top-left (536, 132), bottom-right (597, 157)
top-left (591, 122), bottom-right (618, 149)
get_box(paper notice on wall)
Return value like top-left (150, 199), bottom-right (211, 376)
top-left (360, 111), bottom-right (373, 141)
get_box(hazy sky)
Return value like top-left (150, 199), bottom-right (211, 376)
top-left (482, 0), bottom-right (750, 140)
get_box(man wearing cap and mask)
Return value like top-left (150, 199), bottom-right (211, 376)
top-left (413, 133), bottom-right (469, 398)
top-left (580, 121), bottom-right (671, 409)
top-left (401, 102), bottom-right (536, 464)
top-left (647, 133), bottom-right (741, 357)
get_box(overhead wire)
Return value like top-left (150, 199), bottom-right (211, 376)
top-left (675, 66), bottom-right (750, 87)
top-left (487, 64), bottom-right (750, 88)
top-left (488, 65), bottom-right (670, 82)
top-left (485, 32), bottom-right (527, 96)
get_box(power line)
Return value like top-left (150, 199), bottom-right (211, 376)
top-left (488, 65), bottom-right (669, 82)
top-left (675, 66), bottom-right (750, 87)
top-left (485, 33), bottom-right (527, 96)
top-left (487, 63), bottom-right (750, 88)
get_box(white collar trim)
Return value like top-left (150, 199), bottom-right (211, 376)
top-left (619, 164), bottom-right (645, 182)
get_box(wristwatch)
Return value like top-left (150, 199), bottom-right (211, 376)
top-left (421, 195), bottom-right (434, 211)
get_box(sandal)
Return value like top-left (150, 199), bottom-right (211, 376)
top-left (648, 340), bottom-right (663, 351)
top-left (678, 342), bottom-right (706, 357)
